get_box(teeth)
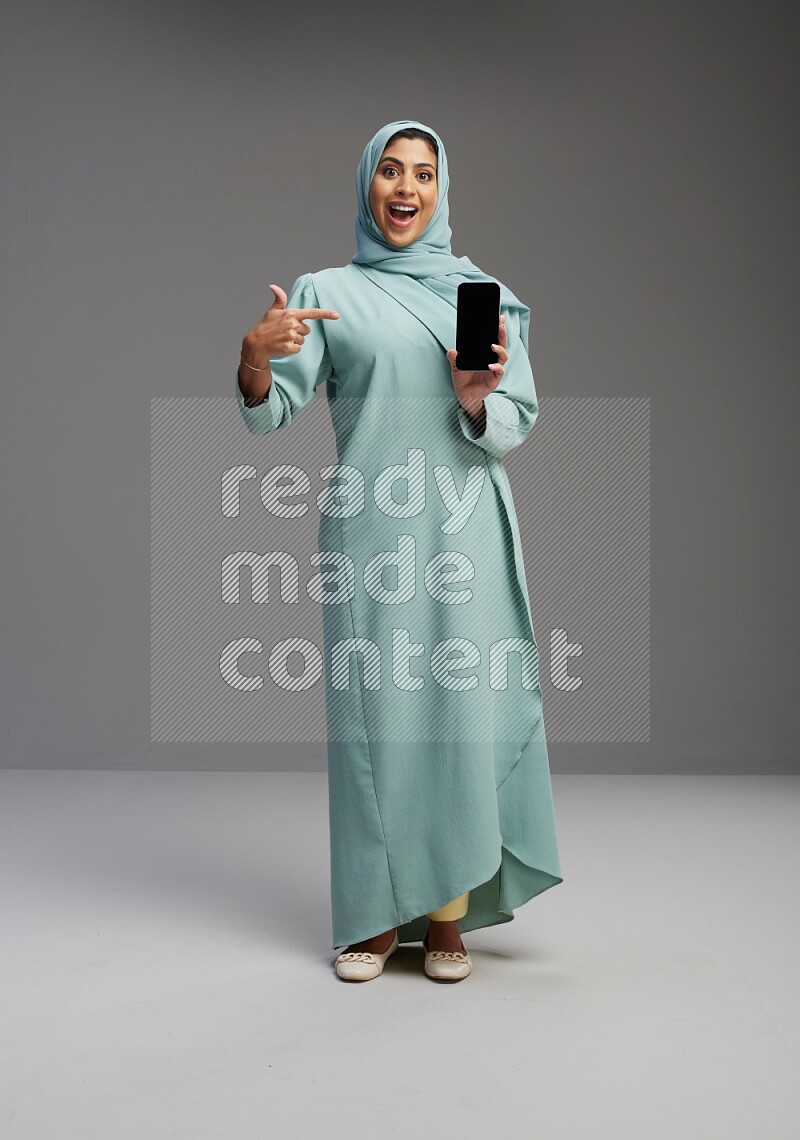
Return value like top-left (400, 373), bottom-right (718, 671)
top-left (390, 205), bottom-right (416, 213)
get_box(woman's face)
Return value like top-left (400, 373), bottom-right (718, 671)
top-left (368, 137), bottom-right (438, 248)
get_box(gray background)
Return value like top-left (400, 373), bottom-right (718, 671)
top-left (2, 0), bottom-right (797, 772)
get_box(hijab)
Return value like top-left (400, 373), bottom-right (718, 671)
top-left (351, 118), bottom-right (531, 355)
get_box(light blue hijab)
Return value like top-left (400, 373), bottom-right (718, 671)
top-left (351, 118), bottom-right (531, 355)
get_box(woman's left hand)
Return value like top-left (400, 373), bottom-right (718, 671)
top-left (446, 313), bottom-right (509, 420)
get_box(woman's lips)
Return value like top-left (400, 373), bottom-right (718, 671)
top-left (386, 205), bottom-right (418, 229)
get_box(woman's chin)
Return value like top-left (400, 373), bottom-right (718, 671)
top-left (384, 229), bottom-right (414, 247)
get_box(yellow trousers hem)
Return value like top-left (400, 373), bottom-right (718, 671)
top-left (426, 891), bottom-right (470, 921)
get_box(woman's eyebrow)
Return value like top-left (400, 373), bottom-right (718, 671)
top-left (380, 155), bottom-right (436, 171)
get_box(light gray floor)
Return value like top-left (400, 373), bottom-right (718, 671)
top-left (0, 770), bottom-right (797, 1139)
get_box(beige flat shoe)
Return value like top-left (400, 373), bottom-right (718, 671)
top-left (423, 932), bottom-right (472, 982)
top-left (334, 931), bottom-right (399, 981)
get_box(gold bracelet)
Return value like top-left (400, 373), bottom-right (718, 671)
top-left (240, 350), bottom-right (269, 372)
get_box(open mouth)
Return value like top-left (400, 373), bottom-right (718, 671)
top-left (387, 204), bottom-right (418, 228)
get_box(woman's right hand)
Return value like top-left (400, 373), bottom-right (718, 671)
top-left (241, 283), bottom-right (339, 367)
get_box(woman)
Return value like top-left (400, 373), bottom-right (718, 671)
top-left (235, 119), bottom-right (563, 983)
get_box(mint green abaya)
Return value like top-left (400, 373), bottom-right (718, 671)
top-left (235, 120), bottom-right (563, 950)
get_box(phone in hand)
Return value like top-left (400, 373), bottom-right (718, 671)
top-left (455, 282), bottom-right (501, 371)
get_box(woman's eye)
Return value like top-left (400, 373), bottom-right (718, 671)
top-left (382, 167), bottom-right (433, 181)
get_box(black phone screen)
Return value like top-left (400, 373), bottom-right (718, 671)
top-left (455, 282), bottom-right (501, 371)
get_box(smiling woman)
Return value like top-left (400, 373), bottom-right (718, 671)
top-left (368, 133), bottom-right (439, 247)
top-left (234, 118), bottom-right (563, 981)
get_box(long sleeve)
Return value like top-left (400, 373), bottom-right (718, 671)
top-left (234, 272), bottom-right (334, 435)
top-left (455, 303), bottom-right (539, 461)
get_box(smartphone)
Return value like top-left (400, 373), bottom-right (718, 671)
top-left (455, 282), bottom-right (501, 371)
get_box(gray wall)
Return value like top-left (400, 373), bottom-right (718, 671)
top-left (2, 0), bottom-right (798, 771)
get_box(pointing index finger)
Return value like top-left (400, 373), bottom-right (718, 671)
top-left (292, 307), bottom-right (340, 320)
